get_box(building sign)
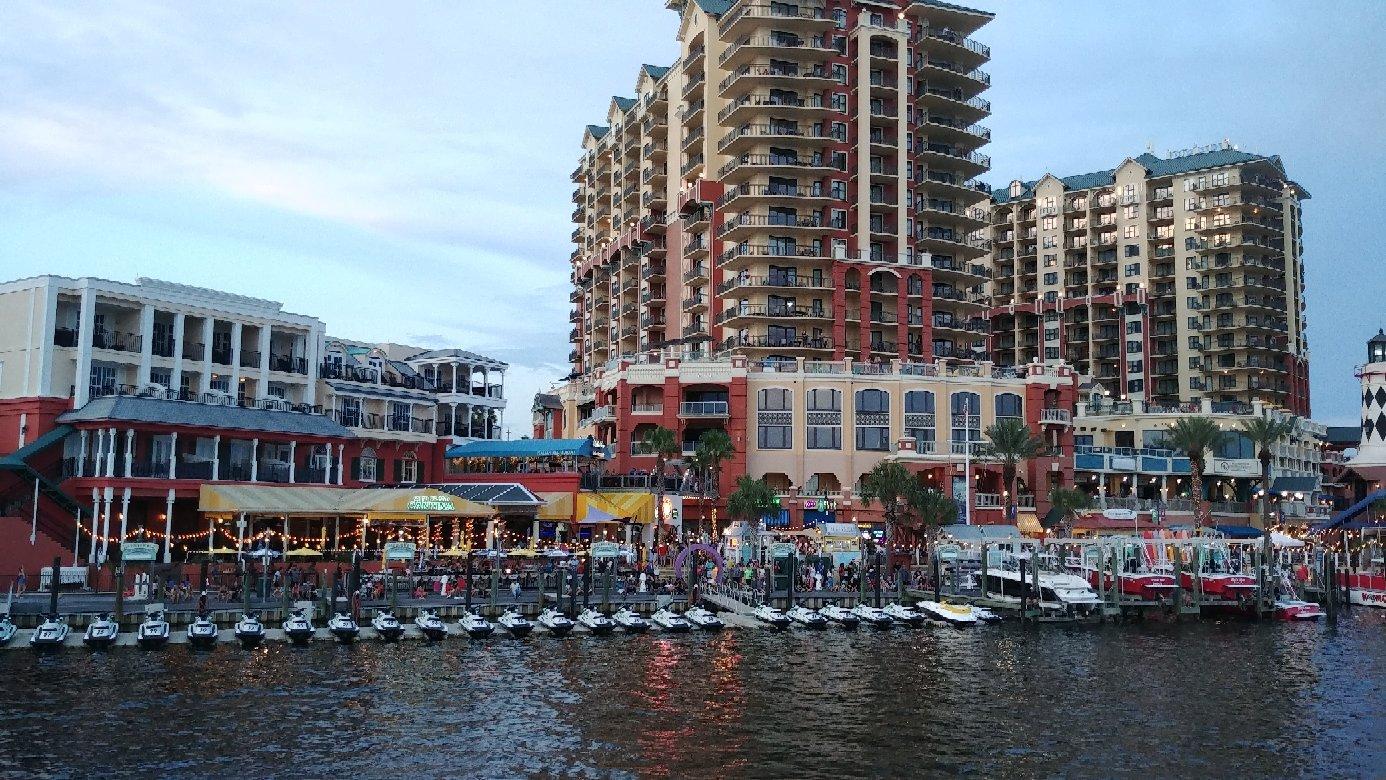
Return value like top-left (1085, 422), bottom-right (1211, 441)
top-left (407, 495), bottom-right (456, 512)
top-left (591, 541), bottom-right (621, 559)
top-left (661, 495), bottom-right (683, 530)
top-left (384, 541), bottom-right (418, 560)
top-left (802, 499), bottom-right (838, 511)
top-left (769, 542), bottom-right (795, 558)
top-left (819, 522), bottom-right (860, 538)
top-left (1102, 508), bottom-right (1138, 521)
top-left (1210, 459), bottom-right (1259, 476)
top-left (935, 544), bottom-right (961, 561)
top-left (121, 542), bottom-right (160, 562)
top-left (1111, 456), bottom-right (1138, 471)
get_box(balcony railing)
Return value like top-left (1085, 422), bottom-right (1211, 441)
top-left (680, 401), bottom-right (729, 417)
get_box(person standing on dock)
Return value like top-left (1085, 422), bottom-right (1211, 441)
top-left (15, 567), bottom-right (25, 596)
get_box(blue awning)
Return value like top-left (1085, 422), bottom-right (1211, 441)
top-left (1213, 524), bottom-right (1263, 539)
top-left (1269, 476), bottom-right (1318, 494)
top-left (445, 438), bottom-right (600, 459)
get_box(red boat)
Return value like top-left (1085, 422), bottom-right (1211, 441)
top-left (1273, 598), bottom-right (1325, 621)
top-left (1345, 570), bottom-right (1386, 608)
top-left (1180, 570), bottom-right (1257, 597)
top-left (1086, 568), bottom-right (1181, 600)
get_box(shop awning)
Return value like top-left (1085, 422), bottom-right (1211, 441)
top-left (536, 492), bottom-right (574, 521)
top-left (1269, 476), bottom-right (1318, 494)
top-left (577, 493), bottom-right (622, 524)
top-left (433, 482), bottom-right (545, 508)
top-left (444, 438), bottom-right (601, 459)
top-left (198, 485), bottom-right (493, 517)
top-left (1213, 524), bottom-right (1263, 539)
top-left (597, 492), bottom-right (654, 524)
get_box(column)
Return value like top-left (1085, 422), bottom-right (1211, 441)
top-left (302, 327), bottom-right (320, 406)
top-left (170, 313), bottom-right (186, 396)
top-left (207, 515), bottom-right (215, 555)
top-left (283, 516), bottom-right (290, 551)
top-left (105, 427), bottom-right (117, 476)
top-left (322, 446), bottom-right (332, 484)
top-left (163, 489), bottom-right (175, 563)
top-left (36, 284), bottom-right (59, 397)
top-left (288, 440), bottom-right (297, 484)
top-left (119, 488), bottom-right (130, 544)
top-left (74, 286), bottom-right (96, 406)
top-left (124, 429), bottom-right (134, 478)
top-left (200, 317), bottom-right (215, 395)
top-left (100, 486), bottom-right (113, 561)
top-left (229, 321), bottom-right (244, 398)
top-left (77, 430), bottom-right (88, 477)
top-left (168, 431), bottom-right (178, 480)
top-left (336, 444), bottom-right (345, 486)
top-left (450, 363), bottom-right (458, 393)
top-left (449, 403), bottom-right (458, 438)
top-left (211, 434), bottom-right (221, 481)
top-left (250, 439), bottom-right (259, 482)
top-left (89, 488), bottom-right (100, 564)
top-left (463, 403), bottom-right (473, 438)
top-left (256, 327), bottom-right (272, 400)
top-left (137, 303), bottom-right (155, 386)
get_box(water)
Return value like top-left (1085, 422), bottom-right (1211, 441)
top-left (1, 615), bottom-right (1383, 779)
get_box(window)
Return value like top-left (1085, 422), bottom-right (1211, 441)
top-left (1124, 263), bottom-right (1141, 277)
top-left (807, 426), bottom-right (841, 449)
top-left (1043, 272), bottom-right (1058, 285)
top-left (757, 388), bottom-right (792, 449)
top-left (904, 390), bottom-right (934, 413)
top-left (994, 393), bottom-right (1022, 420)
top-left (855, 426), bottom-right (890, 451)
top-left (855, 388), bottom-right (889, 413)
top-left (1126, 378), bottom-right (1144, 394)
top-left (149, 368), bottom-right (171, 387)
top-left (1128, 359), bottom-right (1144, 374)
top-left (806, 388), bottom-right (841, 450)
top-left (950, 392), bottom-right (981, 445)
top-left (355, 447), bottom-right (379, 482)
top-left (210, 375), bottom-right (230, 393)
top-left (397, 456), bottom-right (419, 484)
top-left (854, 389), bottom-right (890, 452)
top-left (1126, 340), bottom-right (1143, 354)
top-left (1123, 204), bottom-right (1138, 220)
top-left (1042, 216), bottom-right (1056, 230)
top-left (830, 180), bottom-right (846, 200)
top-left (1126, 320), bottom-right (1143, 334)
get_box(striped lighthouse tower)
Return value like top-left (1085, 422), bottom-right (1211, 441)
top-left (1350, 329), bottom-right (1386, 470)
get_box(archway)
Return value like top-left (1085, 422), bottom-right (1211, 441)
top-left (672, 542), bottom-right (726, 584)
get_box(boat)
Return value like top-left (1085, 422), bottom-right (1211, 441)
top-left (986, 553), bottom-right (1104, 616)
top-left (786, 604), bottom-right (828, 629)
top-left (612, 607), bottom-right (649, 634)
top-left (29, 614), bottom-right (69, 650)
top-left (914, 600), bottom-right (979, 627)
top-left (577, 608), bottom-right (615, 635)
top-left (817, 604), bottom-right (859, 629)
top-left (536, 608), bottom-right (575, 637)
top-left (0, 613), bottom-right (17, 646)
top-left (414, 609), bottom-right (448, 641)
top-left (282, 609), bottom-right (315, 645)
top-left (137, 610), bottom-right (171, 649)
top-left (1273, 597), bottom-right (1326, 621)
top-left (371, 610), bottom-right (405, 641)
top-left (1080, 558), bottom-right (1181, 602)
top-left (234, 613), bottom-right (266, 648)
top-left (650, 607), bottom-right (692, 633)
top-left (849, 603), bottom-right (893, 629)
top-left (1177, 545), bottom-right (1258, 599)
top-left (186, 613), bottom-right (219, 648)
top-left (1345, 552), bottom-right (1384, 608)
top-left (684, 606), bottom-right (725, 631)
top-left (458, 611), bottom-right (496, 639)
top-left (496, 610), bottom-right (533, 638)
top-left (882, 602), bottom-right (926, 627)
top-left (327, 612), bottom-right (359, 644)
top-left (751, 604), bottom-right (791, 630)
top-left (970, 605), bottom-right (1003, 623)
top-left (83, 613), bottom-right (120, 649)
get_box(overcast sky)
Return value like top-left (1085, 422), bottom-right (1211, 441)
top-left (2, 1), bottom-right (1382, 428)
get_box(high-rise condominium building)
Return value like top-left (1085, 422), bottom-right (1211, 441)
top-left (987, 146), bottom-right (1310, 414)
top-left (568, 0), bottom-right (995, 375)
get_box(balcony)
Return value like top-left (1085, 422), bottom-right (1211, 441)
top-left (717, 122), bottom-right (844, 155)
top-left (716, 303), bottom-right (829, 326)
top-left (717, 212), bottom-right (830, 239)
top-left (679, 401), bottom-right (730, 418)
top-left (92, 329), bottom-right (140, 353)
top-left (718, 33), bottom-right (834, 70)
top-left (719, 334), bottom-right (831, 352)
top-left (1039, 408), bottom-right (1072, 425)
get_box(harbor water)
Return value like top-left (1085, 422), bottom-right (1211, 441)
top-left (1, 615), bottom-right (1382, 779)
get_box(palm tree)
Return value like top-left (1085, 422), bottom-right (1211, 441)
top-left (912, 487), bottom-right (959, 541)
top-left (726, 475), bottom-right (779, 561)
top-left (980, 419), bottom-right (1047, 523)
top-left (691, 429), bottom-right (735, 539)
top-left (1047, 487), bottom-right (1092, 535)
top-left (1160, 417), bottom-right (1227, 527)
top-left (1240, 414), bottom-right (1299, 603)
top-left (857, 461), bottom-right (916, 564)
top-left (641, 426), bottom-right (681, 538)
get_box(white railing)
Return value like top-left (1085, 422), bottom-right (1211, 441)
top-left (1039, 408), bottom-right (1071, 424)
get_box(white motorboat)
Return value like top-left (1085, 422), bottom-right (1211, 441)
top-left (684, 606), bottom-right (725, 631)
top-left (882, 602), bottom-right (926, 627)
top-left (371, 610), bottom-right (405, 641)
top-left (914, 600), bottom-right (979, 627)
top-left (186, 613), bottom-right (219, 648)
top-left (0, 614), bottom-right (17, 646)
top-left (536, 608), bottom-right (574, 637)
top-left (137, 611), bottom-right (171, 650)
top-left (849, 603), bottom-right (893, 629)
top-left (234, 613), bottom-right (266, 647)
top-left (752, 604), bottom-right (791, 630)
top-left (282, 609), bottom-right (316, 645)
top-left (612, 607), bottom-right (649, 634)
top-left (818, 604), bottom-right (860, 629)
top-left (327, 612), bottom-right (359, 643)
top-left (786, 604), bottom-right (828, 629)
top-left (414, 609), bottom-right (448, 641)
top-left (577, 608), bottom-right (615, 635)
top-left (83, 613), bottom-right (120, 649)
top-left (30, 614), bottom-right (69, 649)
top-left (987, 554), bottom-right (1103, 616)
top-left (497, 610), bottom-right (533, 638)
top-left (459, 611), bottom-right (496, 639)
top-left (650, 608), bottom-right (692, 633)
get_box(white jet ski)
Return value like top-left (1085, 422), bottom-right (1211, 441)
top-left (914, 600), bottom-right (979, 626)
top-left (818, 604), bottom-right (860, 629)
top-left (786, 604), bottom-right (828, 629)
top-left (882, 602), bottom-right (926, 627)
top-left (327, 612), bottom-right (359, 643)
top-left (849, 603), bottom-right (894, 629)
top-left (497, 610), bottom-right (533, 638)
top-left (612, 607), bottom-right (649, 634)
top-left (577, 608), bottom-right (615, 635)
top-left (684, 606), bottom-right (724, 631)
top-left (30, 614), bottom-right (69, 650)
top-left (651, 607), bottom-right (692, 633)
top-left (414, 608), bottom-right (448, 641)
top-left (282, 608), bottom-right (315, 645)
top-left (186, 613), bottom-right (219, 648)
top-left (752, 604), bottom-right (791, 630)
top-left (137, 610), bottom-right (171, 649)
top-left (371, 610), bottom-right (405, 641)
top-left (0, 613), bottom-right (17, 646)
top-left (234, 613), bottom-right (266, 647)
top-left (459, 611), bottom-right (496, 639)
top-left (536, 608), bottom-right (574, 637)
top-left (83, 613), bottom-right (120, 649)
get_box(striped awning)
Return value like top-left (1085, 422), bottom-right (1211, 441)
top-left (198, 485), bottom-right (493, 517)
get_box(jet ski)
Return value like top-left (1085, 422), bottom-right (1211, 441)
top-left (882, 602), bottom-right (926, 627)
top-left (970, 605), bottom-right (1003, 623)
top-left (137, 610), bottom-right (171, 649)
top-left (327, 612), bottom-right (359, 644)
top-left (29, 614), bottom-right (69, 650)
top-left (234, 613), bottom-right (266, 648)
top-left (818, 604), bottom-right (860, 629)
top-left (282, 608), bottom-right (315, 645)
top-left (612, 607), bottom-right (649, 634)
top-left (414, 608), bottom-right (448, 641)
top-left (0, 613), bottom-right (17, 646)
top-left (786, 604), bottom-right (828, 629)
top-left (83, 613), bottom-right (120, 649)
top-left (459, 610), bottom-right (496, 639)
top-left (849, 603), bottom-right (894, 629)
top-left (752, 604), bottom-right (791, 630)
top-left (650, 607), bottom-right (692, 633)
top-left (577, 608), bottom-right (615, 635)
top-left (371, 610), bottom-right (405, 641)
top-left (186, 613), bottom-right (219, 648)
top-left (914, 600), bottom-right (979, 626)
top-left (684, 606), bottom-right (725, 631)
top-left (536, 608), bottom-right (574, 637)
top-left (497, 609), bottom-right (533, 638)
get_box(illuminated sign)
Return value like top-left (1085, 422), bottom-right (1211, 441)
top-left (407, 495), bottom-right (456, 512)
top-left (802, 499), bottom-right (838, 511)
top-left (121, 542), bottom-right (159, 562)
top-left (384, 542), bottom-right (418, 560)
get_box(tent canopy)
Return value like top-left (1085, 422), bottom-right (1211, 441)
top-left (199, 485), bottom-right (493, 517)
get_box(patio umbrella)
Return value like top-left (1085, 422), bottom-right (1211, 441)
top-left (284, 548), bottom-right (322, 558)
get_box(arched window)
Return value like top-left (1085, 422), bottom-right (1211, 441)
top-left (757, 388), bottom-right (791, 411)
top-left (854, 389), bottom-right (890, 451)
top-left (995, 392), bottom-right (1022, 420)
top-left (396, 453), bottom-right (420, 484)
top-left (855, 389), bottom-right (890, 413)
top-left (950, 392), bottom-right (981, 446)
top-left (904, 390), bottom-right (935, 454)
top-left (757, 388), bottom-right (792, 450)
top-left (354, 447), bottom-right (380, 482)
top-left (904, 390), bottom-right (935, 413)
top-left (806, 388), bottom-right (841, 450)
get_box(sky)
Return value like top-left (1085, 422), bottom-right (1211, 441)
top-left (1, 1), bottom-right (1383, 429)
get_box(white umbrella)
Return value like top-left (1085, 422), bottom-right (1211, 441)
top-left (1270, 531), bottom-right (1304, 548)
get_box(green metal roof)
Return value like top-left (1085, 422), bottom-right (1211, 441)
top-left (586, 124), bottom-right (609, 140)
top-left (642, 64), bottom-right (671, 80)
top-left (691, 0), bottom-right (735, 14)
top-left (0, 424), bottom-right (72, 469)
top-left (910, 0), bottom-right (994, 18)
top-left (993, 148), bottom-right (1288, 204)
top-left (613, 96), bottom-right (637, 112)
